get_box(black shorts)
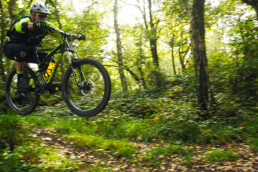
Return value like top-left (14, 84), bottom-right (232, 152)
top-left (4, 42), bottom-right (47, 63)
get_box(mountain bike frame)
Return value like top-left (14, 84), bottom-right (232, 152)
top-left (34, 27), bottom-right (85, 95)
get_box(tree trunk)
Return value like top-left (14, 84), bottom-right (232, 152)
top-left (178, 46), bottom-right (185, 71)
top-left (27, 0), bottom-right (33, 7)
top-left (114, 0), bottom-right (128, 92)
top-left (7, 0), bottom-right (17, 24)
top-left (148, 0), bottom-right (159, 68)
top-left (191, 0), bottom-right (214, 112)
top-left (137, 32), bottom-right (147, 89)
top-left (48, 0), bottom-right (63, 29)
top-left (6, 0), bottom-right (18, 74)
top-left (178, 43), bottom-right (189, 72)
top-left (136, 0), bottom-right (148, 29)
top-left (171, 47), bottom-right (176, 74)
top-left (124, 66), bottom-right (142, 88)
top-left (138, 66), bottom-right (147, 89)
top-left (0, 0), bottom-right (6, 81)
top-left (183, 0), bottom-right (214, 114)
top-left (170, 36), bottom-right (177, 74)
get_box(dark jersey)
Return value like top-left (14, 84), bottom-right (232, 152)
top-left (9, 17), bottom-right (61, 46)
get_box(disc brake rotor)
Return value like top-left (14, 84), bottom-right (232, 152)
top-left (80, 80), bottom-right (94, 96)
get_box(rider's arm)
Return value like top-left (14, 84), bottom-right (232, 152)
top-left (15, 18), bottom-right (71, 40)
top-left (15, 18), bottom-right (55, 32)
top-left (46, 22), bottom-right (62, 39)
top-left (15, 18), bottom-right (42, 32)
top-left (46, 21), bottom-right (76, 41)
top-left (15, 18), bottom-right (32, 33)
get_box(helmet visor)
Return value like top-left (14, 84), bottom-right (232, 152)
top-left (36, 13), bottom-right (48, 19)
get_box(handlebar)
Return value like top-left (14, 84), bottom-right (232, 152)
top-left (48, 26), bottom-right (86, 41)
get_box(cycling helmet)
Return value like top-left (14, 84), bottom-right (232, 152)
top-left (30, 3), bottom-right (51, 14)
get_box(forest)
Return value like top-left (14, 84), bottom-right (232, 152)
top-left (0, 0), bottom-right (257, 171)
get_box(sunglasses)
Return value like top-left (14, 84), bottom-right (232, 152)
top-left (37, 14), bottom-right (48, 18)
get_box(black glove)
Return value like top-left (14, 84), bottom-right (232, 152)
top-left (33, 21), bottom-right (50, 30)
top-left (78, 33), bottom-right (86, 40)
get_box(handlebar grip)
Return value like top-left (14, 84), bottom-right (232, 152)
top-left (48, 27), bottom-right (56, 33)
top-left (78, 33), bottom-right (86, 40)
top-left (48, 26), bottom-right (85, 41)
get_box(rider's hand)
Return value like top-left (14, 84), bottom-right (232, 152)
top-left (33, 21), bottom-right (50, 30)
top-left (68, 34), bottom-right (76, 41)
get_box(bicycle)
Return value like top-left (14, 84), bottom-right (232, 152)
top-left (5, 27), bottom-right (111, 117)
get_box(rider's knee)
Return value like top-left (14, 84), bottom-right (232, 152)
top-left (15, 45), bottom-right (29, 62)
top-left (5, 44), bottom-right (28, 62)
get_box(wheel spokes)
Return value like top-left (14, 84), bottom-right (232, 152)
top-left (67, 63), bottom-right (106, 112)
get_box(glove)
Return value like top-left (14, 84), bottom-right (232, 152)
top-left (68, 34), bottom-right (76, 41)
top-left (33, 21), bottom-right (49, 30)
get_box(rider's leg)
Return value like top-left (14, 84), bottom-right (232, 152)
top-left (15, 61), bottom-right (25, 79)
top-left (4, 43), bottom-right (30, 89)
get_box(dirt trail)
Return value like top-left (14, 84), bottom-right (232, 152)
top-left (32, 127), bottom-right (258, 172)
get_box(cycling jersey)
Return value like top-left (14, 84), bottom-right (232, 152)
top-left (9, 17), bottom-right (62, 46)
top-left (5, 16), bottom-right (62, 63)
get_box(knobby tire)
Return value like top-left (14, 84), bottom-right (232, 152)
top-left (5, 66), bottom-right (39, 116)
top-left (62, 58), bottom-right (111, 117)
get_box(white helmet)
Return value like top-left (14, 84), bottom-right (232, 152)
top-left (30, 3), bottom-right (51, 14)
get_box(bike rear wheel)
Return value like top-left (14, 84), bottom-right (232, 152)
top-left (62, 58), bottom-right (111, 117)
top-left (5, 66), bottom-right (39, 115)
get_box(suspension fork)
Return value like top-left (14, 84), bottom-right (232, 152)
top-left (64, 41), bottom-right (86, 87)
top-left (71, 59), bottom-right (86, 84)
top-left (66, 51), bottom-right (86, 89)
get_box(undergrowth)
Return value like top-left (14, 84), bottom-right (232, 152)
top-left (0, 75), bottom-right (257, 170)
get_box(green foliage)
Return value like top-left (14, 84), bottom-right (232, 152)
top-left (250, 137), bottom-right (258, 152)
top-left (64, 133), bottom-right (137, 158)
top-left (0, 142), bottom-right (80, 171)
top-left (110, 91), bottom-right (161, 118)
top-left (0, 113), bottom-right (27, 151)
top-left (230, 19), bottom-right (258, 103)
top-left (0, 0), bottom-right (257, 170)
top-left (0, 79), bottom-right (6, 113)
top-left (204, 149), bottom-right (239, 162)
top-left (146, 69), bottom-right (169, 89)
top-left (141, 144), bottom-right (191, 166)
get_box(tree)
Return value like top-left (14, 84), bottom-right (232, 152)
top-left (230, 15), bottom-right (258, 102)
top-left (169, 35), bottom-right (177, 74)
top-left (162, 0), bottom-right (190, 74)
top-left (0, 0), bottom-right (6, 81)
top-left (242, 0), bottom-right (258, 19)
top-left (183, 0), bottom-right (214, 114)
top-left (147, 0), bottom-right (159, 68)
top-left (7, 0), bottom-right (18, 25)
top-left (136, 0), bottom-right (159, 68)
top-left (5, 0), bottom-right (18, 74)
top-left (114, 0), bottom-right (128, 92)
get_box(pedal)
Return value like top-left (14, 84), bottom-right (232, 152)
top-left (35, 83), bottom-right (44, 95)
top-left (48, 82), bottom-right (62, 94)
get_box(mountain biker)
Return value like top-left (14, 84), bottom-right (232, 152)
top-left (4, 2), bottom-right (75, 90)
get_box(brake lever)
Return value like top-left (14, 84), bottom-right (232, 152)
top-left (48, 26), bottom-right (56, 33)
top-left (78, 33), bottom-right (86, 40)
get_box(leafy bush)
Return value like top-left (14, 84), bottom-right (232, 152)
top-left (146, 69), bottom-right (169, 89)
top-left (110, 91), bottom-right (162, 118)
top-left (0, 79), bottom-right (7, 114)
top-left (250, 137), bottom-right (258, 153)
top-left (64, 133), bottom-right (137, 158)
top-left (0, 142), bottom-right (80, 171)
top-left (204, 149), bottom-right (238, 162)
top-left (141, 144), bottom-right (191, 166)
top-left (0, 113), bottom-right (27, 151)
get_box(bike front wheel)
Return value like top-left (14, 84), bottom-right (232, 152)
top-left (62, 58), bottom-right (111, 117)
top-left (5, 66), bottom-right (39, 115)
